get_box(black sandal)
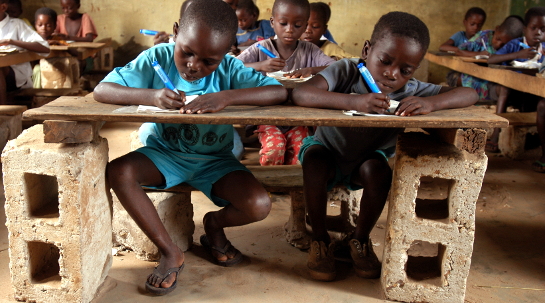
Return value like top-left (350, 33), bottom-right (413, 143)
top-left (200, 234), bottom-right (243, 267)
top-left (145, 263), bottom-right (185, 296)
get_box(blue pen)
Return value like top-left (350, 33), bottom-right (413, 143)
top-left (519, 41), bottom-right (531, 49)
top-left (140, 29), bottom-right (173, 37)
top-left (256, 44), bottom-right (277, 58)
top-left (357, 63), bottom-right (381, 93)
top-left (152, 61), bottom-right (179, 94)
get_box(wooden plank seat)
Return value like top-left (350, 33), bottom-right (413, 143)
top-left (497, 112), bottom-right (537, 159)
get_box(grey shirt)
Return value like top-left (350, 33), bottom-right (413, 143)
top-left (314, 58), bottom-right (442, 175)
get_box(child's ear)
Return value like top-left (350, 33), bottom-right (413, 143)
top-left (270, 16), bottom-right (274, 26)
top-left (173, 21), bottom-right (179, 40)
top-left (361, 40), bottom-right (371, 60)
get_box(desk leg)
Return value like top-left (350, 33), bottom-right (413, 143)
top-left (381, 129), bottom-right (487, 303)
top-left (2, 124), bottom-right (112, 303)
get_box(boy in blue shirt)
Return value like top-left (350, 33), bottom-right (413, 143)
top-left (94, 0), bottom-right (286, 295)
top-left (439, 7), bottom-right (486, 53)
top-left (292, 11), bottom-right (478, 281)
top-left (236, 0), bottom-right (275, 47)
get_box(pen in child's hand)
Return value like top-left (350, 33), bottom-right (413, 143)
top-left (481, 38), bottom-right (487, 51)
top-left (519, 41), bottom-right (531, 49)
top-left (256, 43), bottom-right (277, 58)
top-left (357, 63), bottom-right (381, 93)
top-left (140, 29), bottom-right (173, 37)
top-left (151, 61), bottom-right (179, 94)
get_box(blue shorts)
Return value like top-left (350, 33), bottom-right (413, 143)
top-left (135, 146), bottom-right (249, 207)
top-left (298, 136), bottom-right (388, 192)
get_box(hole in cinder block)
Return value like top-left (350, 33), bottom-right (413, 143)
top-left (28, 241), bottom-right (61, 285)
top-left (24, 173), bottom-right (60, 219)
top-left (405, 240), bottom-right (445, 286)
top-left (416, 176), bottom-right (453, 222)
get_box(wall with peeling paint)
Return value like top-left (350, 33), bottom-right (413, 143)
top-left (20, 1), bottom-right (518, 83)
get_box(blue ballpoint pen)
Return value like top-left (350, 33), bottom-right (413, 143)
top-left (140, 29), bottom-right (173, 37)
top-left (152, 61), bottom-right (179, 94)
top-left (519, 41), bottom-right (531, 49)
top-left (357, 62), bottom-right (381, 93)
top-left (256, 43), bottom-right (277, 58)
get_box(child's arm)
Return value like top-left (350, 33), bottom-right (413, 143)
top-left (284, 66), bottom-right (327, 78)
top-left (179, 86), bottom-right (287, 114)
top-left (94, 82), bottom-right (186, 109)
top-left (394, 86), bottom-right (478, 116)
top-left (439, 39), bottom-right (459, 53)
top-left (488, 48), bottom-right (539, 64)
top-left (0, 39), bottom-right (49, 53)
top-left (244, 59), bottom-right (286, 72)
top-left (292, 75), bottom-right (390, 114)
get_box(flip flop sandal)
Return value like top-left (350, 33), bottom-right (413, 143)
top-left (145, 263), bottom-right (185, 296)
top-left (200, 234), bottom-right (243, 267)
top-left (532, 160), bottom-right (545, 173)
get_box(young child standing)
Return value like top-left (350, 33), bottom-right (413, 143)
top-left (300, 2), bottom-right (357, 60)
top-left (236, 0), bottom-right (275, 47)
top-left (55, 0), bottom-right (97, 42)
top-left (94, 0), bottom-right (287, 296)
top-left (439, 7), bottom-right (486, 53)
top-left (237, 0), bottom-right (334, 166)
top-left (292, 11), bottom-right (478, 281)
top-left (486, 7), bottom-right (545, 153)
top-left (0, 0), bottom-right (49, 105)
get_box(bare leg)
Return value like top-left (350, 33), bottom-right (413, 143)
top-left (302, 145), bottom-right (336, 245)
top-left (0, 67), bottom-right (10, 105)
top-left (489, 85), bottom-right (510, 148)
top-left (203, 170), bottom-right (271, 262)
top-left (537, 99), bottom-right (545, 163)
top-left (350, 154), bottom-right (392, 243)
top-left (108, 152), bottom-right (184, 289)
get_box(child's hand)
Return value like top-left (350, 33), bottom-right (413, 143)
top-left (153, 88), bottom-right (186, 109)
top-left (179, 93), bottom-right (227, 114)
top-left (153, 31), bottom-right (170, 45)
top-left (284, 67), bottom-right (313, 78)
top-left (352, 93), bottom-right (390, 114)
top-left (259, 58), bottom-right (286, 72)
top-left (517, 47), bottom-right (539, 60)
top-left (51, 33), bottom-right (68, 40)
top-left (0, 39), bottom-right (11, 46)
top-left (395, 96), bottom-right (434, 116)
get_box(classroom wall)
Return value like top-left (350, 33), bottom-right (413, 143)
top-left (21, 0), bottom-right (513, 84)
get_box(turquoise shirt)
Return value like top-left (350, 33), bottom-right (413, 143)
top-left (102, 43), bottom-right (281, 155)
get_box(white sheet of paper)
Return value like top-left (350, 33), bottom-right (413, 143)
top-left (136, 95), bottom-right (199, 113)
top-left (343, 100), bottom-right (400, 117)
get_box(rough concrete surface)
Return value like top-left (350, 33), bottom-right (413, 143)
top-left (0, 122), bottom-right (543, 303)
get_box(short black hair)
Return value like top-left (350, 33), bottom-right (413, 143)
top-left (272, 0), bottom-right (310, 19)
top-left (35, 7), bottom-right (58, 25)
top-left (0, 0), bottom-right (10, 5)
top-left (464, 7), bottom-right (486, 22)
top-left (309, 2), bottom-right (330, 25)
top-left (498, 15), bottom-right (524, 39)
top-left (524, 6), bottom-right (545, 26)
top-left (370, 11), bottom-right (430, 53)
top-left (179, 0), bottom-right (238, 44)
top-left (237, 0), bottom-right (259, 17)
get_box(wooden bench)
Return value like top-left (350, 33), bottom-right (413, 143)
top-left (0, 105), bottom-right (27, 152)
top-left (497, 112), bottom-right (537, 159)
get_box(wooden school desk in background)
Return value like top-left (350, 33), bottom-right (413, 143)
top-left (4, 95), bottom-right (507, 303)
top-left (48, 38), bottom-right (111, 61)
top-left (0, 50), bottom-right (43, 68)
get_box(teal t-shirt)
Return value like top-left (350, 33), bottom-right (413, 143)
top-left (101, 43), bottom-right (281, 154)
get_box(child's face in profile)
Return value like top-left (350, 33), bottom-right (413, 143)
top-left (173, 23), bottom-right (231, 82)
top-left (61, 0), bottom-right (80, 19)
top-left (35, 14), bottom-right (56, 40)
top-left (362, 35), bottom-right (424, 94)
top-left (270, 3), bottom-right (308, 47)
top-left (491, 29), bottom-right (514, 50)
top-left (300, 11), bottom-right (327, 45)
top-left (236, 8), bottom-right (257, 31)
top-left (463, 14), bottom-right (485, 38)
top-left (523, 15), bottom-right (545, 47)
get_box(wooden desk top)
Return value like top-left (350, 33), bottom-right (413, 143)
top-left (0, 51), bottom-right (43, 67)
top-left (23, 95), bottom-right (508, 129)
top-left (49, 42), bottom-right (107, 51)
top-left (425, 52), bottom-right (545, 98)
top-left (49, 41), bottom-right (108, 60)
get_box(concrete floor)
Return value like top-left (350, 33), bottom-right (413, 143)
top-left (0, 122), bottom-right (544, 303)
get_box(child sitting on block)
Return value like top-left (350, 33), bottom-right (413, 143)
top-left (94, 0), bottom-right (287, 296)
top-left (292, 11), bottom-right (478, 282)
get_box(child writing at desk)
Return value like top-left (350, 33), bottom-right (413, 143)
top-left (292, 11), bottom-right (478, 281)
top-left (237, 0), bottom-right (335, 166)
top-left (0, 0), bottom-right (49, 105)
top-left (94, 0), bottom-right (287, 296)
top-left (439, 7), bottom-right (486, 54)
top-left (486, 7), bottom-right (545, 153)
top-left (55, 0), bottom-right (97, 42)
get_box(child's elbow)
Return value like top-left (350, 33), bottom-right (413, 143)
top-left (93, 83), bottom-right (108, 102)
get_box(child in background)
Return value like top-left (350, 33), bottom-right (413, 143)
top-left (55, 0), bottom-right (97, 42)
top-left (237, 0), bottom-right (335, 166)
top-left (486, 7), bottom-right (545, 153)
top-left (0, 0), bottom-right (49, 105)
top-left (292, 11), bottom-right (478, 281)
top-left (535, 98), bottom-right (545, 173)
top-left (34, 7), bottom-right (58, 43)
top-left (7, 0), bottom-right (30, 26)
top-left (301, 2), bottom-right (357, 60)
top-left (94, 0), bottom-right (287, 296)
top-left (236, 0), bottom-right (275, 47)
top-left (439, 7), bottom-right (486, 53)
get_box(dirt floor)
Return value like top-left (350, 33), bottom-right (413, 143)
top-left (0, 122), bottom-right (544, 303)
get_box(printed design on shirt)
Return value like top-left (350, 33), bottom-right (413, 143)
top-left (162, 126), bottom-right (180, 141)
top-left (219, 133), bottom-right (226, 143)
top-left (202, 132), bottom-right (218, 146)
top-left (161, 125), bottom-right (231, 149)
top-left (179, 124), bottom-right (200, 145)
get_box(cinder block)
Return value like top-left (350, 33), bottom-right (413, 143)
top-left (111, 190), bottom-right (194, 261)
top-left (0, 114), bottom-right (23, 152)
top-left (498, 125), bottom-right (537, 159)
top-left (40, 57), bottom-right (80, 89)
top-left (381, 132), bottom-right (487, 303)
top-left (2, 125), bottom-right (112, 303)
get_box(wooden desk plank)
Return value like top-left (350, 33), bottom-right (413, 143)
top-left (50, 42), bottom-right (107, 60)
top-left (425, 52), bottom-right (545, 98)
top-left (23, 95), bottom-right (508, 129)
top-left (0, 51), bottom-right (43, 67)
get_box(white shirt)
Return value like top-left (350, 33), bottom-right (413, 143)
top-left (0, 13), bottom-right (49, 88)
